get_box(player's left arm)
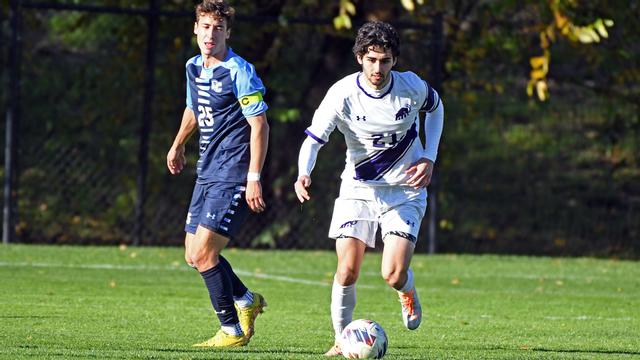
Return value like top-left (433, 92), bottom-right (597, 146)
top-left (406, 98), bottom-right (444, 189)
top-left (246, 112), bottom-right (269, 213)
top-left (234, 62), bottom-right (269, 213)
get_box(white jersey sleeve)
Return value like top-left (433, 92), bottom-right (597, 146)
top-left (304, 82), bottom-right (345, 144)
top-left (297, 136), bottom-right (323, 177)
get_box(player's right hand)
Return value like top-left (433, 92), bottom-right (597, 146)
top-left (167, 145), bottom-right (186, 175)
top-left (294, 175), bottom-right (312, 203)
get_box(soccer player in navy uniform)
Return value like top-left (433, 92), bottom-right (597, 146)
top-left (166, 0), bottom-right (268, 348)
top-left (294, 21), bottom-right (444, 356)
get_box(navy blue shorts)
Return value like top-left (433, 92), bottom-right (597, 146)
top-left (184, 182), bottom-right (249, 238)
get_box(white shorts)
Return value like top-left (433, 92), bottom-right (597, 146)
top-left (328, 180), bottom-right (427, 248)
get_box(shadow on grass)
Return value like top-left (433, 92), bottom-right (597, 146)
top-left (156, 347), bottom-right (321, 356)
top-left (394, 343), bottom-right (640, 357)
top-left (0, 315), bottom-right (62, 318)
top-left (531, 347), bottom-right (640, 356)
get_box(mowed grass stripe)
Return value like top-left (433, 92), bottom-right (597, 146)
top-left (0, 244), bottom-right (638, 359)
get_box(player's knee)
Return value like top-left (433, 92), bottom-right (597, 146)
top-left (381, 267), bottom-right (405, 289)
top-left (188, 247), bottom-right (220, 270)
top-left (335, 266), bottom-right (359, 286)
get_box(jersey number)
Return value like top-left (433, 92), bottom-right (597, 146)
top-left (372, 133), bottom-right (398, 148)
top-left (197, 105), bottom-right (214, 127)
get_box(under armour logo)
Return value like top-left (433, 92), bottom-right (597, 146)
top-left (356, 115), bottom-right (366, 121)
top-left (206, 212), bottom-right (216, 220)
top-left (406, 220), bottom-right (415, 227)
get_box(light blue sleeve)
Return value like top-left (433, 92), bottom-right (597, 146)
top-left (232, 62), bottom-right (268, 118)
top-left (185, 67), bottom-right (193, 109)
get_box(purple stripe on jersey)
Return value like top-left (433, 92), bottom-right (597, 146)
top-left (374, 138), bottom-right (414, 181)
top-left (305, 129), bottom-right (326, 144)
top-left (420, 81), bottom-right (436, 112)
top-left (356, 73), bottom-right (394, 99)
top-left (354, 123), bottom-right (418, 181)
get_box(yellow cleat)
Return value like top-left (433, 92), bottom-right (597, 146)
top-left (236, 292), bottom-right (267, 340)
top-left (193, 329), bottom-right (248, 348)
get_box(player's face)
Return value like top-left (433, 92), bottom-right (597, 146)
top-left (357, 46), bottom-right (397, 89)
top-left (194, 14), bottom-right (230, 61)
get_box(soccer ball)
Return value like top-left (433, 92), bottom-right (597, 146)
top-left (340, 319), bottom-right (388, 359)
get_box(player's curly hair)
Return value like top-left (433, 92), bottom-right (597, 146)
top-left (195, 0), bottom-right (235, 29)
top-left (352, 21), bottom-right (400, 58)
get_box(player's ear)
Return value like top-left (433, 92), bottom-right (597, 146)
top-left (226, 28), bottom-right (231, 40)
top-left (356, 55), bottom-right (363, 65)
top-left (193, 22), bottom-right (198, 35)
top-left (392, 57), bottom-right (398, 66)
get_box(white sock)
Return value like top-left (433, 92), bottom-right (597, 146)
top-left (234, 290), bottom-right (254, 308)
top-left (331, 276), bottom-right (356, 341)
top-left (398, 268), bottom-right (414, 293)
top-left (221, 323), bottom-right (243, 336)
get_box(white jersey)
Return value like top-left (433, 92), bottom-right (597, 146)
top-left (305, 71), bottom-right (441, 185)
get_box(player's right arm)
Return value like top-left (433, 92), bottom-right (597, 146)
top-left (294, 82), bottom-right (344, 203)
top-left (294, 137), bottom-right (324, 203)
top-left (293, 81), bottom-right (344, 203)
top-left (167, 107), bottom-right (197, 175)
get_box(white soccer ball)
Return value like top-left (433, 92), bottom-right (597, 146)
top-left (340, 319), bottom-right (388, 359)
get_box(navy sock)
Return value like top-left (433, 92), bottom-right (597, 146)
top-left (218, 255), bottom-right (248, 298)
top-left (200, 262), bottom-right (238, 326)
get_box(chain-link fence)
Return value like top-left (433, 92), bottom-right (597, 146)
top-left (5, 2), bottom-right (637, 256)
top-left (3, 1), bottom-right (443, 250)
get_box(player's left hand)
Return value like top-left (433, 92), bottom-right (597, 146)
top-left (405, 158), bottom-right (434, 189)
top-left (246, 180), bottom-right (266, 213)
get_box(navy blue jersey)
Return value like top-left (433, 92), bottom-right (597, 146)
top-left (185, 48), bottom-right (268, 184)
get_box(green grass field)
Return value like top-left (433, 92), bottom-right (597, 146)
top-left (0, 245), bottom-right (638, 359)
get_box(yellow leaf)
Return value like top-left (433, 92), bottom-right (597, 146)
top-left (530, 69), bottom-right (546, 80)
top-left (594, 19), bottom-right (609, 38)
top-left (530, 56), bottom-right (546, 69)
top-left (586, 27), bottom-right (601, 42)
top-left (604, 19), bottom-right (614, 27)
top-left (526, 80), bottom-right (535, 97)
top-left (401, 0), bottom-right (415, 11)
top-left (554, 10), bottom-right (568, 29)
top-left (343, 15), bottom-right (352, 29)
top-left (576, 28), bottom-right (595, 43)
top-left (540, 32), bottom-right (550, 49)
top-left (546, 26), bottom-right (556, 42)
top-left (333, 15), bottom-right (344, 29)
top-left (536, 81), bottom-right (548, 101)
top-left (344, 1), bottom-right (356, 15)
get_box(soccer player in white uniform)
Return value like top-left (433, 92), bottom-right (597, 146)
top-left (293, 21), bottom-right (444, 356)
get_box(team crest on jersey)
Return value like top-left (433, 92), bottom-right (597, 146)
top-left (395, 104), bottom-right (412, 120)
